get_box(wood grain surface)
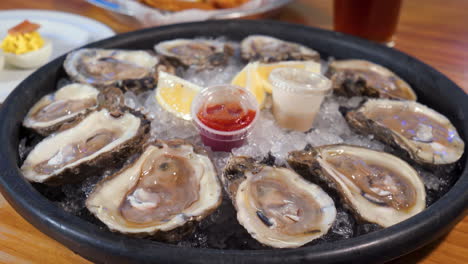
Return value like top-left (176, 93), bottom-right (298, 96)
top-left (0, 0), bottom-right (467, 263)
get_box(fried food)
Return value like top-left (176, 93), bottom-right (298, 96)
top-left (140, 0), bottom-right (250, 11)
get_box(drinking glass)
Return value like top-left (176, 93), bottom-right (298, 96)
top-left (334, 0), bottom-right (403, 46)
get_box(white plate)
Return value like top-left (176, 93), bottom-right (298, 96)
top-left (0, 10), bottom-right (115, 102)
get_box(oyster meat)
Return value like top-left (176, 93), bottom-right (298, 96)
top-left (23, 83), bottom-right (99, 135)
top-left (222, 156), bottom-right (336, 248)
top-left (240, 35), bottom-right (320, 63)
top-left (346, 99), bottom-right (464, 166)
top-left (326, 59), bottom-right (417, 100)
top-left (86, 140), bottom-right (222, 239)
top-left (154, 39), bottom-right (233, 68)
top-left (288, 145), bottom-right (426, 227)
top-left (21, 109), bottom-right (149, 185)
top-left (64, 49), bottom-right (159, 87)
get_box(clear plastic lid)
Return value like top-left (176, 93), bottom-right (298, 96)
top-left (191, 84), bottom-right (259, 137)
top-left (268, 67), bottom-right (332, 95)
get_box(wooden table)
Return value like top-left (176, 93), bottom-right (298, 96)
top-left (0, 0), bottom-right (467, 263)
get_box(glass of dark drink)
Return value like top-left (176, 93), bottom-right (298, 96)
top-left (334, 0), bottom-right (402, 46)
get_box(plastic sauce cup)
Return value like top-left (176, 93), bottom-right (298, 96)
top-left (269, 68), bottom-right (332, 132)
top-left (191, 84), bottom-right (259, 152)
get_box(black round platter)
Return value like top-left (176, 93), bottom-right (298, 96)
top-left (0, 20), bottom-right (467, 264)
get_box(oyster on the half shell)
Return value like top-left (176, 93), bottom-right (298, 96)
top-left (64, 49), bottom-right (159, 88)
top-left (21, 109), bottom-right (149, 185)
top-left (222, 156), bottom-right (336, 248)
top-left (288, 145), bottom-right (426, 227)
top-left (154, 39), bottom-right (233, 69)
top-left (326, 59), bottom-right (417, 100)
top-left (23, 83), bottom-right (99, 135)
top-left (240, 35), bottom-right (320, 63)
top-left (346, 99), bottom-right (464, 166)
top-left (86, 140), bottom-right (222, 240)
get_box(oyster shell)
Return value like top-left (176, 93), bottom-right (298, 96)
top-left (326, 59), bottom-right (417, 100)
top-left (222, 156), bottom-right (336, 248)
top-left (288, 145), bottom-right (426, 227)
top-left (120, 55), bottom-right (177, 95)
top-left (154, 39), bottom-right (233, 68)
top-left (64, 49), bottom-right (159, 87)
top-left (21, 109), bottom-right (149, 185)
top-left (23, 83), bottom-right (99, 135)
top-left (86, 140), bottom-right (222, 239)
top-left (240, 35), bottom-right (320, 63)
top-left (346, 99), bottom-right (464, 166)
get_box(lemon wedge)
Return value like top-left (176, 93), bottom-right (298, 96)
top-left (231, 61), bottom-right (266, 107)
top-left (256, 60), bottom-right (321, 93)
top-left (155, 71), bottom-right (203, 120)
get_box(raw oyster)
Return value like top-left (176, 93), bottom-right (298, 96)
top-left (154, 39), bottom-right (233, 68)
top-left (346, 99), bottom-right (464, 166)
top-left (222, 156), bottom-right (336, 248)
top-left (23, 83), bottom-right (99, 135)
top-left (21, 109), bottom-right (149, 185)
top-left (288, 145), bottom-right (426, 227)
top-left (240, 35), bottom-right (320, 63)
top-left (326, 59), bottom-right (417, 100)
top-left (86, 140), bottom-right (222, 239)
top-left (64, 49), bottom-right (159, 87)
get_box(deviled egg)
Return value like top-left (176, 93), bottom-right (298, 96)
top-left (1, 20), bottom-right (52, 69)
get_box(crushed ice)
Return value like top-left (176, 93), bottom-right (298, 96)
top-left (124, 79), bottom-right (385, 169)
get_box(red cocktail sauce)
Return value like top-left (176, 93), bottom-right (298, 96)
top-left (197, 102), bottom-right (256, 132)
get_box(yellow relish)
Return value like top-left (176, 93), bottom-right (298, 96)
top-left (1, 31), bottom-right (45, 55)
